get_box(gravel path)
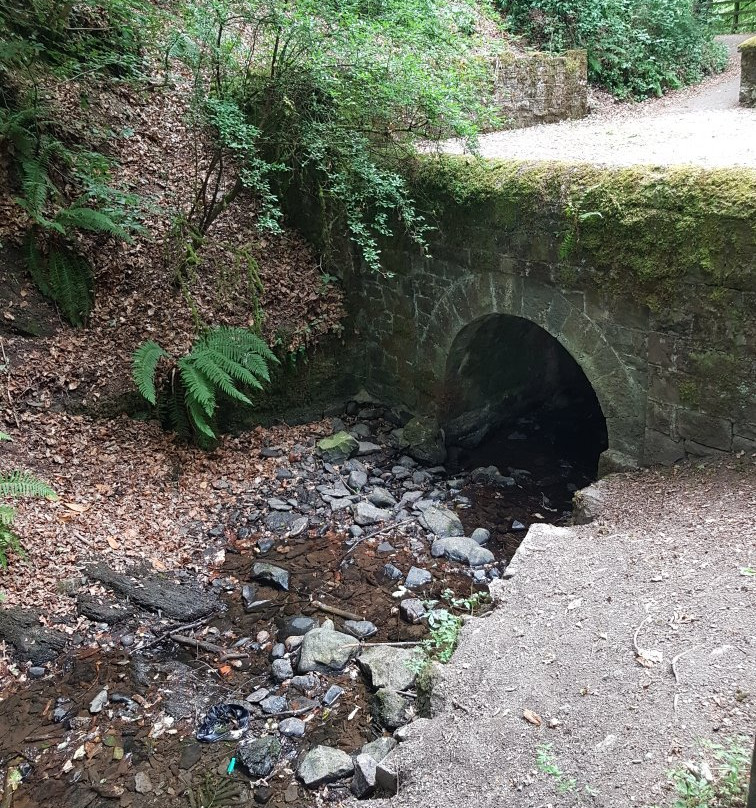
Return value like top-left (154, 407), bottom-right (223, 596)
top-left (357, 459), bottom-right (756, 808)
top-left (443, 34), bottom-right (756, 168)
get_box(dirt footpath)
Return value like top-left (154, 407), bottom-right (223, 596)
top-left (442, 34), bottom-right (756, 168)
top-left (357, 460), bottom-right (756, 807)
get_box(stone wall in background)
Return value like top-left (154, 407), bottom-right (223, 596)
top-left (739, 36), bottom-right (756, 107)
top-left (489, 49), bottom-right (588, 130)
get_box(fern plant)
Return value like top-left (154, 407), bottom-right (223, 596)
top-left (0, 471), bottom-right (58, 568)
top-left (132, 327), bottom-right (278, 444)
top-left (0, 102), bottom-right (140, 326)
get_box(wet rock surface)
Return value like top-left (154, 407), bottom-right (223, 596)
top-left (86, 562), bottom-right (218, 621)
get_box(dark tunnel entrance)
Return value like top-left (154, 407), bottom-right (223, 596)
top-left (442, 314), bottom-right (608, 533)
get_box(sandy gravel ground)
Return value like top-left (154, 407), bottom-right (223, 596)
top-left (356, 459), bottom-right (756, 808)
top-left (443, 35), bottom-right (756, 168)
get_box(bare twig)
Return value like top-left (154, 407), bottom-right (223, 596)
top-left (310, 599), bottom-right (364, 622)
top-left (341, 519), bottom-right (414, 560)
top-left (632, 615), bottom-right (652, 657)
top-left (169, 633), bottom-right (248, 662)
top-left (671, 646), bottom-right (699, 684)
top-left (129, 614), bottom-right (215, 655)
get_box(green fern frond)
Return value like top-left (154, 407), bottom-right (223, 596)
top-left (0, 432), bottom-right (13, 442)
top-left (201, 347), bottom-right (263, 391)
top-left (26, 233), bottom-right (52, 297)
top-left (55, 206), bottom-right (131, 240)
top-left (132, 341), bottom-right (167, 405)
top-left (190, 350), bottom-right (253, 404)
top-left (0, 505), bottom-right (16, 526)
top-left (185, 395), bottom-right (217, 440)
top-left (162, 392), bottom-right (192, 439)
top-left (20, 157), bottom-right (52, 217)
top-left (132, 328), bottom-right (275, 446)
top-left (0, 471), bottom-right (58, 500)
top-left (178, 358), bottom-right (216, 417)
top-left (47, 246), bottom-right (93, 326)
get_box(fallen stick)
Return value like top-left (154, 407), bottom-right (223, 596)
top-left (310, 599), bottom-right (364, 622)
top-left (129, 614), bottom-right (215, 656)
top-left (169, 633), bottom-right (248, 661)
top-left (632, 615), bottom-right (652, 657)
top-left (346, 640), bottom-right (423, 648)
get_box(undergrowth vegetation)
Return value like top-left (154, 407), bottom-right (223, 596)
top-left (132, 326), bottom-right (278, 444)
top-left (0, 0), bottom-right (152, 324)
top-left (0, 470), bottom-right (58, 568)
top-left (501, 0), bottom-right (727, 98)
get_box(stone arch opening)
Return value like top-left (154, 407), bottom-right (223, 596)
top-left (442, 313), bottom-right (608, 487)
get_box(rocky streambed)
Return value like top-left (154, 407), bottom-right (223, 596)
top-left (0, 401), bottom-right (597, 807)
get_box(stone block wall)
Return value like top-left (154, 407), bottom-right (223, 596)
top-left (739, 36), bottom-right (756, 107)
top-left (489, 49), bottom-right (588, 129)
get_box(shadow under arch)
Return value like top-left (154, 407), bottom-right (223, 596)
top-left (441, 312), bottom-right (609, 478)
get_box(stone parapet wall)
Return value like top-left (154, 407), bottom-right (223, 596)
top-left (739, 36), bottom-right (756, 107)
top-left (489, 49), bottom-right (588, 129)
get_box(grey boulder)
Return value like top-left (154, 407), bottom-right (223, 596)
top-left (297, 619), bottom-right (357, 673)
top-left (238, 735), bottom-right (281, 777)
top-left (420, 504), bottom-right (464, 538)
top-left (353, 501), bottom-right (392, 526)
top-left (373, 688), bottom-right (412, 729)
top-left (297, 745), bottom-right (354, 788)
top-left (359, 646), bottom-right (418, 691)
top-left (431, 536), bottom-right (494, 567)
top-left (317, 432), bottom-right (359, 464)
top-left (361, 736), bottom-right (398, 763)
top-left (351, 753), bottom-right (378, 798)
top-left (252, 562), bottom-right (290, 591)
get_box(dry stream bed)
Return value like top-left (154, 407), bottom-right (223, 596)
top-left (0, 403), bottom-right (597, 808)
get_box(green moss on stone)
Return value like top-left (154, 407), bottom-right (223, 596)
top-left (738, 36), bottom-right (756, 52)
top-left (408, 156), bottom-right (756, 307)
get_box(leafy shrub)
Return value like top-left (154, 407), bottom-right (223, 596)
top-left (132, 327), bottom-right (278, 444)
top-left (0, 471), bottom-right (58, 568)
top-left (0, 1), bottom-right (152, 324)
top-left (169, 0), bottom-right (500, 273)
top-left (502, 0), bottom-right (727, 98)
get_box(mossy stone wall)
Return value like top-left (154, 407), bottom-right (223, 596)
top-left (739, 36), bottom-right (756, 107)
top-left (343, 157), bottom-right (756, 468)
top-left (489, 49), bottom-right (588, 130)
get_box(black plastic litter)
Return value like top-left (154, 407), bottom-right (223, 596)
top-left (196, 704), bottom-right (251, 742)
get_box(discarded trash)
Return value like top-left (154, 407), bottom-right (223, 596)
top-left (227, 757), bottom-right (237, 774)
top-left (196, 704), bottom-right (251, 743)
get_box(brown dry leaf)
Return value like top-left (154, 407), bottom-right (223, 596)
top-left (106, 536), bottom-right (120, 550)
top-left (63, 502), bottom-right (90, 513)
top-left (218, 664), bottom-right (232, 677)
top-left (151, 558), bottom-right (167, 572)
top-left (523, 709), bottom-right (542, 726)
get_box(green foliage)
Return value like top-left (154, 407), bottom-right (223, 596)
top-left (536, 743), bottom-right (578, 794)
top-left (0, 1), bottom-right (151, 325)
top-left (186, 773), bottom-right (242, 808)
top-left (502, 0), bottom-right (727, 98)
top-left (662, 738), bottom-right (750, 808)
top-left (132, 327), bottom-right (278, 444)
top-left (0, 471), bottom-right (58, 568)
top-left (171, 0), bottom-right (500, 272)
top-left (423, 609), bottom-right (463, 663)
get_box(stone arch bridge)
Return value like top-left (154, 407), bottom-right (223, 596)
top-left (337, 159), bottom-right (756, 471)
